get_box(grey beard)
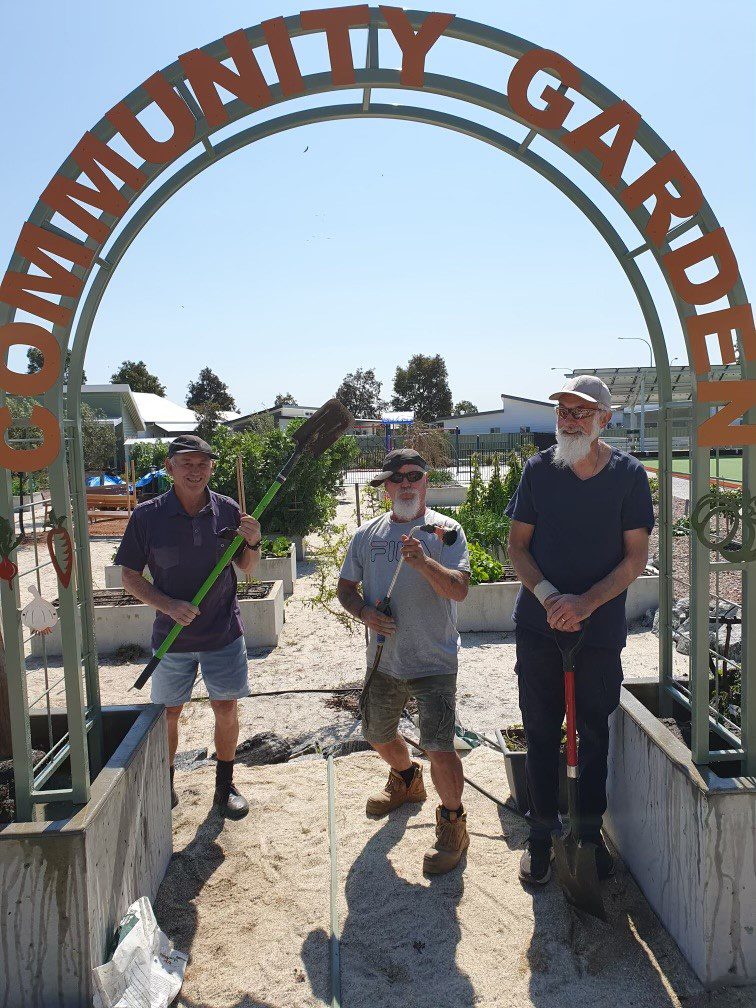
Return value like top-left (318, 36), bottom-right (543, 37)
top-left (391, 493), bottom-right (422, 520)
top-left (554, 416), bottom-right (602, 468)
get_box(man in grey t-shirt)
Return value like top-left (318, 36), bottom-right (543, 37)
top-left (338, 449), bottom-right (471, 875)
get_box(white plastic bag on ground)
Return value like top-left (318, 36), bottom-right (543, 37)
top-left (92, 897), bottom-right (188, 1008)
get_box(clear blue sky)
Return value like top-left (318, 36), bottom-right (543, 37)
top-left (1, 2), bottom-right (753, 415)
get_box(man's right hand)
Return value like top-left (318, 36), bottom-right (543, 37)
top-left (361, 605), bottom-right (397, 636)
top-left (163, 599), bottom-right (201, 626)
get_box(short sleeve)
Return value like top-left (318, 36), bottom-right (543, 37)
top-left (339, 532), bottom-right (364, 583)
top-left (442, 524), bottom-right (470, 573)
top-left (115, 510), bottom-right (148, 572)
top-left (505, 463), bottom-right (537, 525)
top-left (622, 466), bottom-right (655, 533)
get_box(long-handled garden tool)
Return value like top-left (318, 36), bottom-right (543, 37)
top-left (132, 398), bottom-right (353, 690)
top-left (551, 621), bottom-right (606, 921)
top-left (365, 523), bottom-right (458, 680)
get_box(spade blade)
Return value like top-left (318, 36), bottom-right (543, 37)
top-left (290, 398), bottom-right (353, 459)
top-left (553, 832), bottom-right (606, 921)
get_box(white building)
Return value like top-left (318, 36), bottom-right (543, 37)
top-left (437, 394), bottom-right (557, 434)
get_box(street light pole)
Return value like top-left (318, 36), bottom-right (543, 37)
top-left (619, 337), bottom-right (654, 368)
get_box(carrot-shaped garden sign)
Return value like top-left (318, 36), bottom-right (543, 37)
top-left (0, 516), bottom-right (23, 587)
top-left (47, 511), bottom-right (73, 589)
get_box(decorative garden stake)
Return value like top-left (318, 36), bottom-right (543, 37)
top-left (0, 516), bottom-right (22, 586)
top-left (46, 510), bottom-right (73, 588)
top-left (691, 489), bottom-right (756, 563)
top-left (20, 585), bottom-right (58, 635)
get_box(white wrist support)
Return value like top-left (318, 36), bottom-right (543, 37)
top-left (534, 580), bottom-right (560, 606)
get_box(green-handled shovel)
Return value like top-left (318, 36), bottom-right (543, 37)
top-left (132, 398), bottom-right (353, 690)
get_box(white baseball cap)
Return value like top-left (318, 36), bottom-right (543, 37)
top-left (549, 375), bottom-right (612, 409)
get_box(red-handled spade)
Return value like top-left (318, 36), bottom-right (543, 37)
top-left (552, 622), bottom-right (606, 921)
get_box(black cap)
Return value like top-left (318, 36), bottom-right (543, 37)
top-left (370, 448), bottom-right (428, 486)
top-left (167, 434), bottom-right (219, 459)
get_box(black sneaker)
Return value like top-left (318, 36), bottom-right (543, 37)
top-left (519, 839), bottom-right (553, 885)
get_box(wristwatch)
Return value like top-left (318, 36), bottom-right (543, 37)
top-left (246, 538), bottom-right (262, 551)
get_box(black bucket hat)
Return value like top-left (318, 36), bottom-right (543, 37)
top-left (370, 448), bottom-right (428, 486)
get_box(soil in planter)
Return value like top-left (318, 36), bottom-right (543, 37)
top-left (502, 723), bottom-right (567, 752)
top-left (0, 751), bottom-right (46, 823)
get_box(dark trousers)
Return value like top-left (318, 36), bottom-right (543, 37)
top-left (515, 626), bottom-right (623, 841)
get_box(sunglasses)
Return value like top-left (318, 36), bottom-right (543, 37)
top-left (555, 405), bottom-right (602, 421)
top-left (386, 470), bottom-right (425, 484)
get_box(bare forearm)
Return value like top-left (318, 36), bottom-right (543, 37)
top-left (508, 544), bottom-right (548, 595)
top-left (584, 552), bottom-right (648, 613)
top-left (336, 580), bottom-right (366, 619)
top-left (121, 568), bottom-right (174, 614)
top-left (419, 558), bottom-right (468, 601)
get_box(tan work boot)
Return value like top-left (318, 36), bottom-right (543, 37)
top-left (423, 806), bottom-right (469, 875)
top-left (366, 762), bottom-right (427, 817)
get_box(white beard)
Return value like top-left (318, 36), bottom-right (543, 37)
top-left (391, 491), bottom-right (422, 521)
top-left (554, 416), bottom-right (602, 468)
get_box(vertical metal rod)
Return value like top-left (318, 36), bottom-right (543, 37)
top-left (326, 754), bottom-right (341, 1008)
top-left (690, 399), bottom-right (712, 764)
top-left (354, 482), bottom-right (361, 527)
top-left (70, 418), bottom-right (103, 775)
top-left (47, 404), bottom-right (90, 804)
top-left (740, 360), bottom-right (755, 774)
top-left (657, 402), bottom-right (673, 715)
top-left (27, 471), bottom-right (55, 752)
top-left (639, 374), bottom-right (646, 453)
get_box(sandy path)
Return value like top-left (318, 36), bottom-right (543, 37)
top-left (155, 750), bottom-right (750, 1008)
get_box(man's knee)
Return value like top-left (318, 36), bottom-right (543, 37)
top-left (427, 749), bottom-right (461, 769)
top-left (210, 699), bottom-right (238, 720)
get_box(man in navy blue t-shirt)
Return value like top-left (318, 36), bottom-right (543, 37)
top-left (505, 375), bottom-right (654, 886)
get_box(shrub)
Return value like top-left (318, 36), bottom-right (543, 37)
top-left (484, 454), bottom-right (508, 515)
top-left (130, 440), bottom-right (169, 477)
top-left (209, 421), bottom-right (357, 539)
top-left (468, 542), bottom-right (504, 584)
top-left (427, 468), bottom-right (455, 486)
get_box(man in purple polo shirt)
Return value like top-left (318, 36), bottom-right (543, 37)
top-left (115, 434), bottom-right (262, 819)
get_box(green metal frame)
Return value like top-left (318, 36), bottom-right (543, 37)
top-left (1, 9), bottom-right (753, 821)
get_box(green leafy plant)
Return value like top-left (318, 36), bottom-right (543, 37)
top-left (261, 535), bottom-right (291, 558)
top-left (468, 541), bottom-right (504, 585)
top-left (427, 468), bottom-right (455, 486)
top-left (209, 421), bottom-right (357, 539)
top-left (361, 483), bottom-right (391, 518)
top-left (484, 454), bottom-right (508, 514)
top-left (130, 440), bottom-right (169, 477)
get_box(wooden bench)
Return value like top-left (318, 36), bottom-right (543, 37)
top-left (86, 490), bottom-right (137, 522)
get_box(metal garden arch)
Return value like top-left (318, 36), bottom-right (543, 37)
top-left (0, 9), bottom-right (753, 820)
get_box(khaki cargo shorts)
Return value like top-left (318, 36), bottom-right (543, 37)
top-left (359, 669), bottom-right (457, 752)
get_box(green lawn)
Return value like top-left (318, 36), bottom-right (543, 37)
top-left (643, 455), bottom-right (743, 483)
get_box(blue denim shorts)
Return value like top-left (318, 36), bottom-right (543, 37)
top-left (150, 634), bottom-right (249, 706)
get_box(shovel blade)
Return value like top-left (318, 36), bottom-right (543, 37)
top-left (554, 833), bottom-right (606, 921)
top-left (290, 398), bottom-right (353, 458)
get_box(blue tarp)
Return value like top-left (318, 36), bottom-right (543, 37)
top-left (86, 473), bottom-right (124, 487)
top-left (135, 468), bottom-right (167, 489)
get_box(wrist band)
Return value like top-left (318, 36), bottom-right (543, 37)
top-left (247, 539), bottom-right (262, 551)
top-left (534, 579), bottom-right (559, 605)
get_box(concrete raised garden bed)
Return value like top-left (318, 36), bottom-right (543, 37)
top-left (425, 484), bottom-right (467, 507)
top-left (255, 542), bottom-right (297, 595)
top-left (31, 581), bottom-right (284, 656)
top-left (605, 681), bottom-right (756, 987)
top-left (0, 705), bottom-right (171, 1006)
top-left (456, 575), bottom-right (659, 632)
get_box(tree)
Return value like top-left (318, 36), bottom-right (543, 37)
top-left (453, 400), bottom-right (477, 416)
top-left (391, 354), bottom-right (453, 421)
top-left (273, 393), bottom-right (297, 407)
top-left (81, 403), bottom-right (117, 471)
top-left (193, 403), bottom-right (223, 443)
top-left (27, 347), bottom-right (86, 384)
top-left (186, 367), bottom-right (237, 412)
top-left (334, 368), bottom-right (386, 418)
top-left (110, 360), bottom-right (166, 395)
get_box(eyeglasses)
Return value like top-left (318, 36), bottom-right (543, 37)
top-left (555, 405), bottom-right (602, 421)
top-left (386, 470), bottom-right (425, 484)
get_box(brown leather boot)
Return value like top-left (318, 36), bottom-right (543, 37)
top-left (365, 762), bottom-right (426, 817)
top-left (423, 806), bottom-right (469, 875)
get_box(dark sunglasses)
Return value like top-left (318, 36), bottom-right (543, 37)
top-left (386, 470), bottom-right (425, 484)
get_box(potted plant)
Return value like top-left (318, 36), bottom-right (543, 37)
top-left (499, 723), bottom-right (567, 815)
